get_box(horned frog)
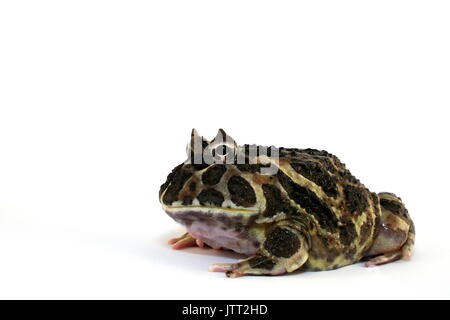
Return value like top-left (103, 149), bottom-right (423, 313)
top-left (159, 129), bottom-right (415, 277)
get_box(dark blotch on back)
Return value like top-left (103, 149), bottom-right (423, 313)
top-left (277, 171), bottom-right (338, 231)
top-left (264, 227), bottom-right (300, 258)
top-left (291, 160), bottom-right (338, 198)
top-left (201, 164), bottom-right (226, 185)
top-left (227, 176), bottom-right (256, 207)
top-left (339, 169), bottom-right (360, 184)
top-left (161, 165), bottom-right (193, 205)
top-left (301, 148), bottom-right (331, 157)
top-left (198, 189), bottom-right (224, 207)
top-left (192, 163), bottom-right (209, 170)
top-left (344, 185), bottom-right (369, 214)
top-left (236, 163), bottom-right (264, 173)
top-left (182, 195), bottom-right (193, 205)
top-left (159, 164), bottom-right (182, 197)
top-left (338, 219), bottom-right (358, 246)
top-left (262, 184), bottom-right (298, 217)
top-left (380, 198), bottom-right (408, 219)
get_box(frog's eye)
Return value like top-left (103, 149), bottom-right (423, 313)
top-left (213, 144), bottom-right (232, 157)
top-left (211, 143), bottom-right (236, 165)
top-left (207, 129), bottom-right (237, 164)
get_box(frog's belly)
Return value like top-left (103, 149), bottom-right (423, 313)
top-left (186, 221), bottom-right (259, 256)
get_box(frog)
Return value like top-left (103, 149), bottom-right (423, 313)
top-left (159, 129), bottom-right (415, 277)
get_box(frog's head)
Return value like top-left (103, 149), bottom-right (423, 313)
top-left (159, 129), bottom-right (279, 228)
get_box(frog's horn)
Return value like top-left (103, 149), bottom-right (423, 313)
top-left (191, 128), bottom-right (201, 143)
top-left (190, 128), bottom-right (207, 147)
top-left (187, 129), bottom-right (206, 163)
top-left (212, 129), bottom-right (236, 145)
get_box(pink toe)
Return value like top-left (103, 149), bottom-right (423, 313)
top-left (172, 239), bottom-right (196, 249)
top-left (196, 239), bottom-right (205, 248)
top-left (209, 263), bottom-right (233, 272)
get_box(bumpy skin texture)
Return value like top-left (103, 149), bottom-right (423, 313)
top-left (159, 130), bottom-right (415, 277)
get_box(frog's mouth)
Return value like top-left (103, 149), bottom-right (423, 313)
top-left (163, 204), bottom-right (258, 215)
top-left (162, 204), bottom-right (260, 229)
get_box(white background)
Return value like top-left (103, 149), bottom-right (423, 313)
top-left (1, 1), bottom-right (449, 299)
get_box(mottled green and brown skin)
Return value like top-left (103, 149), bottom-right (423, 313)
top-left (159, 129), bottom-right (415, 277)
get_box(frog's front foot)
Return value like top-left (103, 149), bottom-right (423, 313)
top-left (168, 232), bottom-right (205, 249)
top-left (209, 223), bottom-right (310, 277)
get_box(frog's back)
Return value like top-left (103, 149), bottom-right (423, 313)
top-left (275, 147), bottom-right (380, 270)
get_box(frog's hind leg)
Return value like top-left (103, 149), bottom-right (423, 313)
top-left (363, 192), bottom-right (415, 267)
